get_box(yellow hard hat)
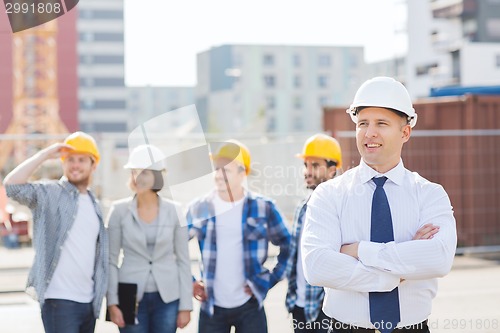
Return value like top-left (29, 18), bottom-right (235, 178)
top-left (296, 133), bottom-right (342, 168)
top-left (61, 131), bottom-right (100, 164)
top-left (211, 140), bottom-right (251, 175)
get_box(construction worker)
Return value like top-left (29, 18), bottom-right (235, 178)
top-left (286, 133), bottom-right (342, 333)
top-left (3, 132), bottom-right (108, 333)
top-left (186, 140), bottom-right (291, 333)
top-left (106, 144), bottom-right (192, 333)
top-left (302, 77), bottom-right (457, 333)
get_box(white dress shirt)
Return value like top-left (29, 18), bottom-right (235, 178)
top-left (301, 159), bottom-right (457, 329)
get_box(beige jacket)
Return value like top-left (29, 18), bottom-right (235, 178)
top-left (106, 196), bottom-right (192, 311)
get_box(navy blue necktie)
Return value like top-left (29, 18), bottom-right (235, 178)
top-left (369, 177), bottom-right (400, 333)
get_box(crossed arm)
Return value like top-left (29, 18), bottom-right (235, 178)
top-left (301, 185), bottom-right (457, 293)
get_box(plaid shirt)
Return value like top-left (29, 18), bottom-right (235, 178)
top-left (187, 190), bottom-right (291, 316)
top-left (6, 178), bottom-right (108, 318)
top-left (285, 199), bottom-right (325, 322)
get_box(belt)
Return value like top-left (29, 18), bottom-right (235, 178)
top-left (330, 318), bottom-right (428, 333)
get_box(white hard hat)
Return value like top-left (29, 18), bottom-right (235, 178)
top-left (124, 144), bottom-right (166, 171)
top-left (346, 76), bottom-right (418, 128)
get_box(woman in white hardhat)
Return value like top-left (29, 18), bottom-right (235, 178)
top-left (106, 144), bottom-right (192, 333)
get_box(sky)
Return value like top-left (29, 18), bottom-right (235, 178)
top-left (124, 0), bottom-right (407, 87)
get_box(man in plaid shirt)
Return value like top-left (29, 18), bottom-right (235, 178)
top-left (187, 140), bottom-right (290, 333)
top-left (285, 134), bottom-right (342, 333)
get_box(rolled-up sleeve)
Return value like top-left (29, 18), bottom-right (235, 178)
top-left (5, 183), bottom-right (44, 209)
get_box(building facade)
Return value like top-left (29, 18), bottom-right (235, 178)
top-left (77, 0), bottom-right (128, 132)
top-left (196, 45), bottom-right (365, 134)
top-left (406, 0), bottom-right (500, 98)
top-left (127, 86), bottom-right (195, 128)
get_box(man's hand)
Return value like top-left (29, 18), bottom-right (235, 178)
top-left (193, 280), bottom-right (207, 301)
top-left (244, 284), bottom-right (253, 296)
top-left (41, 143), bottom-right (75, 160)
top-left (340, 242), bottom-right (360, 259)
top-left (413, 223), bottom-right (440, 240)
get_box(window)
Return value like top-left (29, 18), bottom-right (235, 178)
top-left (94, 122), bottom-right (128, 132)
top-left (267, 116), bottom-right (276, 132)
top-left (94, 33), bottom-right (124, 42)
top-left (318, 75), bottom-right (329, 88)
top-left (293, 75), bottom-right (301, 88)
top-left (264, 75), bottom-right (276, 88)
top-left (80, 99), bottom-right (94, 109)
top-left (318, 54), bottom-right (331, 67)
top-left (95, 100), bottom-right (126, 109)
top-left (79, 10), bottom-right (123, 20)
top-left (82, 32), bottom-right (93, 42)
top-left (94, 78), bottom-right (124, 87)
top-left (293, 115), bottom-right (303, 131)
top-left (80, 55), bottom-right (124, 64)
top-left (266, 96), bottom-right (276, 109)
top-left (319, 96), bottom-right (329, 106)
top-left (293, 96), bottom-right (302, 110)
top-left (79, 33), bottom-right (123, 42)
top-left (416, 63), bottom-right (438, 76)
top-left (293, 54), bottom-right (301, 67)
top-left (263, 54), bottom-right (275, 66)
top-left (82, 100), bottom-right (126, 109)
top-left (81, 78), bottom-right (94, 87)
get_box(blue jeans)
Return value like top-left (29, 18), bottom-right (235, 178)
top-left (120, 292), bottom-right (179, 333)
top-left (199, 297), bottom-right (267, 333)
top-left (41, 299), bottom-right (95, 333)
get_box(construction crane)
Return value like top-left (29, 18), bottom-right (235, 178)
top-left (0, 20), bottom-right (68, 170)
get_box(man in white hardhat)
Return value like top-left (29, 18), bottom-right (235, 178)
top-left (301, 77), bottom-right (457, 333)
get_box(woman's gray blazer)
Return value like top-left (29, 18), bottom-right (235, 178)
top-left (106, 196), bottom-right (192, 311)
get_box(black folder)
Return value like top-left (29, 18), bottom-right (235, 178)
top-left (106, 283), bottom-right (138, 325)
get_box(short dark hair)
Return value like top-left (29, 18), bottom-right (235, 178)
top-left (151, 170), bottom-right (164, 192)
top-left (355, 106), bottom-right (410, 125)
top-left (325, 160), bottom-right (337, 168)
top-left (128, 169), bottom-right (164, 193)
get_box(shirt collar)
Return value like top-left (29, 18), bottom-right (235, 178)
top-left (59, 177), bottom-right (80, 194)
top-left (358, 158), bottom-right (405, 186)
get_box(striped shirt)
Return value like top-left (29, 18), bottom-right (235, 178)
top-left (187, 190), bottom-right (291, 316)
top-left (302, 159), bottom-right (457, 329)
top-left (6, 178), bottom-right (108, 318)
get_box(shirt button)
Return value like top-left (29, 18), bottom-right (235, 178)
top-left (149, 261), bottom-right (152, 265)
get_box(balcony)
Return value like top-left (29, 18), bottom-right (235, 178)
top-left (431, 0), bottom-right (477, 19)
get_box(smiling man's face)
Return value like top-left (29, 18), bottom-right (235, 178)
top-left (355, 107), bottom-right (411, 173)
